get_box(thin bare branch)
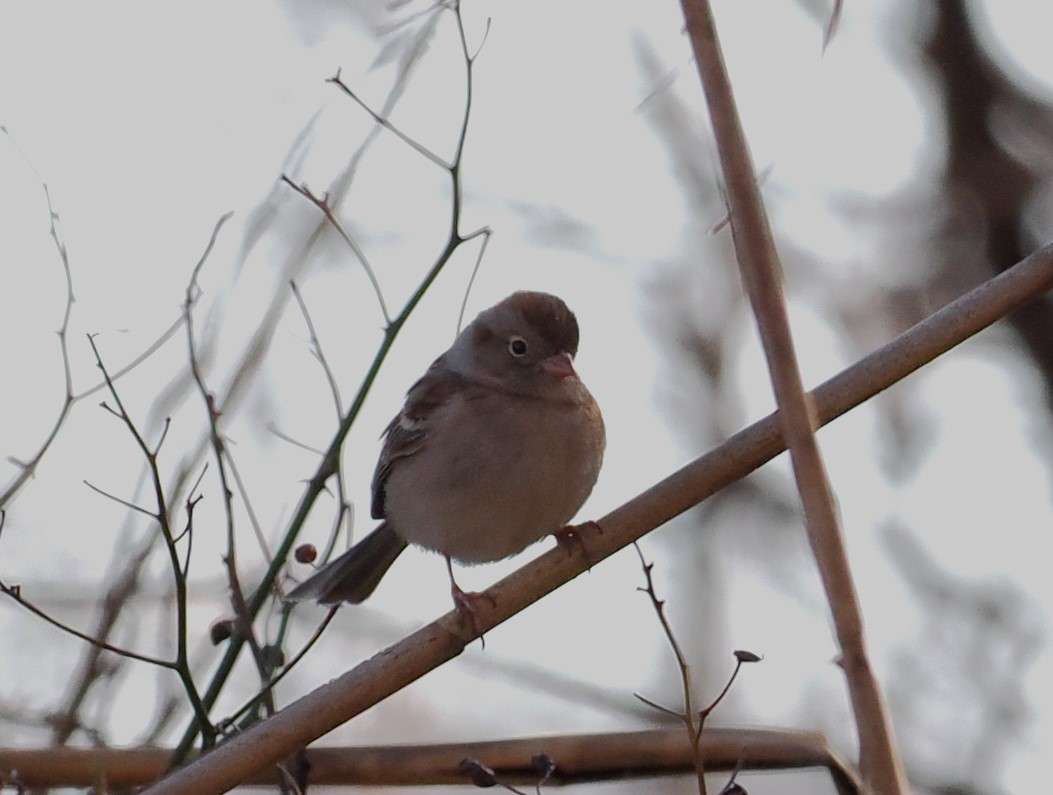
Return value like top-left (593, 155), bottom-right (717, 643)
top-left (223, 453), bottom-right (273, 564)
top-left (219, 606), bottom-right (339, 732)
top-left (73, 316), bottom-right (187, 402)
top-left (265, 425), bottom-right (325, 456)
top-left (183, 212), bottom-right (276, 728)
top-left (0, 579), bottom-right (169, 668)
top-left (701, 651), bottom-right (760, 720)
top-left (632, 692), bottom-right (681, 718)
top-left (0, 135), bottom-right (188, 509)
top-left (456, 227), bottom-right (492, 333)
top-left (634, 542), bottom-right (706, 793)
top-left (328, 69), bottom-right (450, 169)
top-left (152, 416), bottom-right (172, 456)
top-left (280, 179), bottom-right (390, 324)
top-left (290, 280), bottom-right (345, 418)
top-left (82, 480), bottom-right (156, 518)
top-left (288, 278), bottom-right (354, 572)
top-left (88, 323), bottom-right (212, 744)
top-left (0, 146), bottom-right (75, 508)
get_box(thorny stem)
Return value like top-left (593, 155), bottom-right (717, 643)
top-left (289, 280), bottom-right (353, 570)
top-left (633, 543), bottom-right (707, 795)
top-left (84, 335), bottom-right (212, 739)
top-left (0, 129), bottom-right (189, 508)
top-left (184, 214), bottom-right (277, 722)
top-left (631, 550), bottom-right (756, 795)
top-left (0, 133), bottom-right (74, 508)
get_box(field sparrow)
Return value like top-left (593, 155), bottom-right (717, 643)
top-left (287, 291), bottom-right (605, 612)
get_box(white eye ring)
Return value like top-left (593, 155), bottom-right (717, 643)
top-left (508, 336), bottom-right (529, 357)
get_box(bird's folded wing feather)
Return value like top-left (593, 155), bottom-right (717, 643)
top-left (370, 357), bottom-right (466, 520)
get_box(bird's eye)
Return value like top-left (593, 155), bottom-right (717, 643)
top-left (508, 336), bottom-right (529, 357)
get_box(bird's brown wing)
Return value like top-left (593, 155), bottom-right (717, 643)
top-left (370, 357), bottom-right (466, 520)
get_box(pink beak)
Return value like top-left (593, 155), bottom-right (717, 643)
top-left (541, 351), bottom-right (577, 378)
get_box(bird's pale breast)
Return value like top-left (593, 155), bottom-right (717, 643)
top-left (383, 385), bottom-right (604, 563)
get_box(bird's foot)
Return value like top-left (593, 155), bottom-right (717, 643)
top-left (554, 520), bottom-right (603, 568)
top-left (451, 582), bottom-right (496, 647)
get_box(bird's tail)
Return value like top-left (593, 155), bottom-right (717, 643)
top-left (286, 523), bottom-right (408, 605)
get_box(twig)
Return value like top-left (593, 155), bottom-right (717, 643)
top-left (82, 480), bottom-right (155, 518)
top-left (700, 650), bottom-right (761, 722)
top-left (73, 316), bottom-right (187, 402)
top-left (290, 280), bottom-right (344, 419)
top-left (223, 452), bottom-right (273, 563)
top-left (328, 68), bottom-right (450, 169)
top-left (0, 578), bottom-right (168, 668)
top-left (85, 334), bottom-right (213, 744)
top-left (174, 466), bottom-right (208, 545)
top-left (0, 130), bottom-right (189, 507)
top-left (219, 606), bottom-right (339, 734)
top-left (279, 181), bottom-right (390, 324)
top-left (632, 546), bottom-right (757, 795)
top-left (51, 464), bottom-right (198, 746)
top-left (183, 213), bottom-right (277, 724)
top-left (457, 223), bottom-right (492, 333)
top-left (0, 132), bottom-right (75, 509)
top-left (633, 542), bottom-right (706, 793)
top-left (288, 281), bottom-right (354, 570)
top-left (265, 426), bottom-right (324, 456)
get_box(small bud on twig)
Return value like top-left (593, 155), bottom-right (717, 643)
top-left (458, 758), bottom-right (497, 787)
top-left (209, 619), bottom-right (234, 645)
top-left (531, 752), bottom-right (556, 781)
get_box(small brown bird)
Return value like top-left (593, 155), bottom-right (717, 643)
top-left (287, 291), bottom-right (606, 612)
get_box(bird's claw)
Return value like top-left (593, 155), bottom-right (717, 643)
top-left (451, 583), bottom-right (495, 647)
top-left (554, 520), bottom-right (603, 568)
